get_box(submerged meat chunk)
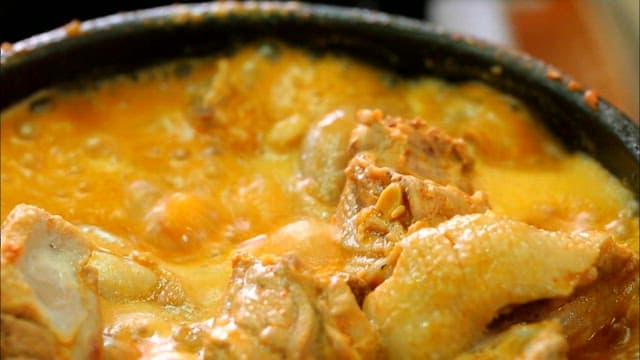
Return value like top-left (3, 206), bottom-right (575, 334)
top-left (363, 211), bottom-right (609, 359)
top-left (300, 110), bottom-right (357, 205)
top-left (494, 237), bottom-right (639, 352)
top-left (1, 204), bottom-right (101, 359)
top-left (334, 153), bottom-right (488, 292)
top-left (237, 219), bottom-right (350, 276)
top-left (349, 109), bottom-right (474, 193)
top-left (456, 321), bottom-right (568, 360)
top-left (203, 253), bottom-right (381, 359)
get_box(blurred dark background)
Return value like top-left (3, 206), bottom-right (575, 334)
top-left (1, 0), bottom-right (637, 120)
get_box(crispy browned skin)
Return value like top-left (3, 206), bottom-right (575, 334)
top-left (202, 253), bottom-right (381, 359)
top-left (363, 211), bottom-right (609, 359)
top-left (0, 205), bottom-right (101, 360)
top-left (349, 109), bottom-right (475, 193)
top-left (493, 237), bottom-right (639, 353)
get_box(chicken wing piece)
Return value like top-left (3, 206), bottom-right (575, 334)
top-left (349, 109), bottom-right (475, 193)
top-left (363, 211), bottom-right (608, 359)
top-left (456, 321), bottom-right (568, 360)
top-left (202, 253), bottom-right (381, 359)
top-left (1, 204), bottom-right (101, 360)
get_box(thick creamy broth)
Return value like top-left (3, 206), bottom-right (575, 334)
top-left (1, 43), bottom-right (638, 358)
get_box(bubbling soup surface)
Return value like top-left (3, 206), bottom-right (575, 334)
top-left (1, 43), bottom-right (637, 359)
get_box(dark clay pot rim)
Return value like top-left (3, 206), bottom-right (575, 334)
top-left (1, 1), bottom-right (638, 194)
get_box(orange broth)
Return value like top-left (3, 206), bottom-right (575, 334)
top-left (1, 43), bottom-right (637, 358)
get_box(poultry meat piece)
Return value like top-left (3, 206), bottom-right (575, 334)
top-left (363, 211), bottom-right (609, 359)
top-left (334, 153), bottom-right (488, 296)
top-left (349, 109), bottom-right (475, 193)
top-left (299, 110), bottom-right (357, 205)
top-left (1, 205), bottom-right (101, 360)
top-left (202, 253), bottom-right (381, 359)
top-left (492, 236), bottom-right (639, 353)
